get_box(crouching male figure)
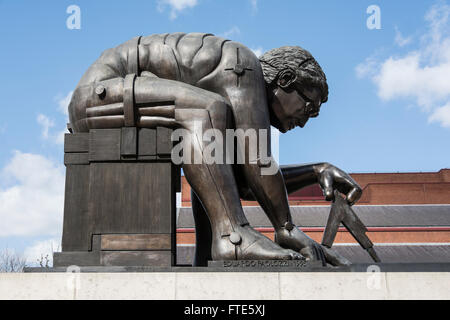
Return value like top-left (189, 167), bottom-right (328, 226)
top-left (68, 33), bottom-right (362, 266)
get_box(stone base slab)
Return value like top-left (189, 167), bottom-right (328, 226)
top-left (1, 271), bottom-right (449, 300)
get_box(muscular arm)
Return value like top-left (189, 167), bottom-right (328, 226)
top-left (68, 74), bottom-right (229, 132)
top-left (281, 164), bottom-right (321, 193)
top-left (282, 163), bottom-right (362, 204)
top-left (239, 163), bottom-right (323, 201)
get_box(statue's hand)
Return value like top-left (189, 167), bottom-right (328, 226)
top-left (276, 227), bottom-right (352, 266)
top-left (317, 163), bottom-right (362, 205)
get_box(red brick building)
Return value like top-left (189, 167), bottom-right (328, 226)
top-left (176, 169), bottom-right (450, 264)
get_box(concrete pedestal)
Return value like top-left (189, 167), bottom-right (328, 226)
top-left (2, 271), bottom-right (449, 300)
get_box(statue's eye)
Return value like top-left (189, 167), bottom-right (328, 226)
top-left (297, 90), bottom-right (310, 101)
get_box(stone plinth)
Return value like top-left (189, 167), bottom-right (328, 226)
top-left (4, 270), bottom-right (450, 300)
top-left (54, 127), bottom-right (180, 267)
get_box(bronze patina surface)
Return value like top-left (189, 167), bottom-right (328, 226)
top-left (68, 33), bottom-right (369, 266)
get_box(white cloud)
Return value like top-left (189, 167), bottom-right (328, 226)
top-left (24, 238), bottom-right (61, 266)
top-left (394, 26), bottom-right (413, 47)
top-left (55, 91), bottom-right (73, 116)
top-left (374, 53), bottom-right (450, 110)
top-left (157, 0), bottom-right (198, 20)
top-left (37, 114), bottom-right (66, 145)
top-left (0, 151), bottom-right (64, 238)
top-left (429, 102), bottom-right (450, 127)
top-left (54, 129), bottom-right (67, 145)
top-left (355, 55), bottom-right (379, 79)
top-left (37, 91), bottom-right (72, 145)
top-left (251, 47), bottom-right (264, 58)
top-left (356, 1), bottom-right (450, 128)
top-left (37, 114), bottom-right (55, 139)
top-left (220, 26), bottom-right (241, 39)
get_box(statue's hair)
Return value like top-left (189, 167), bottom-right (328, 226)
top-left (259, 46), bottom-right (328, 102)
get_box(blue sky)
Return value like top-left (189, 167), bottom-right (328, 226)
top-left (0, 0), bottom-right (449, 261)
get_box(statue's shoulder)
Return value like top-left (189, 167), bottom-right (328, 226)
top-left (196, 40), bottom-right (262, 86)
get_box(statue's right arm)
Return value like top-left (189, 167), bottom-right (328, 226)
top-left (69, 70), bottom-right (227, 132)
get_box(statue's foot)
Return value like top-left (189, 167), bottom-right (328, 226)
top-left (275, 226), bottom-right (351, 267)
top-left (212, 225), bottom-right (304, 261)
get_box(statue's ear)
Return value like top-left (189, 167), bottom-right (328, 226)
top-left (276, 69), bottom-right (297, 88)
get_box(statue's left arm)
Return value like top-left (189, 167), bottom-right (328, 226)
top-left (281, 163), bottom-right (362, 205)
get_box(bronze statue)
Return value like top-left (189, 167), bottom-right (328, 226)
top-left (68, 33), bottom-right (363, 266)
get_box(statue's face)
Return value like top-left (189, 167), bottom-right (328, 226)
top-left (270, 84), bottom-right (323, 133)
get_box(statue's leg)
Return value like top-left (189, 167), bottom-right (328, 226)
top-left (191, 189), bottom-right (212, 266)
top-left (183, 162), bottom-right (302, 261)
top-left (177, 106), bottom-right (302, 261)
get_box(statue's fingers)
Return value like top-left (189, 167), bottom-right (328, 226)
top-left (347, 186), bottom-right (363, 205)
top-left (312, 245), bottom-right (320, 260)
top-left (334, 173), bottom-right (362, 204)
top-left (86, 103), bottom-right (124, 117)
top-left (334, 171), bottom-right (358, 190)
top-left (316, 245), bottom-right (327, 266)
top-left (319, 172), bottom-right (334, 201)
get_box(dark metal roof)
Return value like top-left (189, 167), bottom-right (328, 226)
top-left (333, 245), bottom-right (450, 263)
top-left (177, 205), bottom-right (450, 228)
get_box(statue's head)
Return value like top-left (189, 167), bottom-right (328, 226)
top-left (260, 46), bottom-right (328, 133)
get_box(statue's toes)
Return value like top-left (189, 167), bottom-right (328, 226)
top-left (238, 238), bottom-right (305, 261)
top-left (299, 247), bottom-right (315, 261)
top-left (287, 250), bottom-right (305, 260)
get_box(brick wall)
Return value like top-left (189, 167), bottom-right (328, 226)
top-left (181, 169), bottom-right (450, 206)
